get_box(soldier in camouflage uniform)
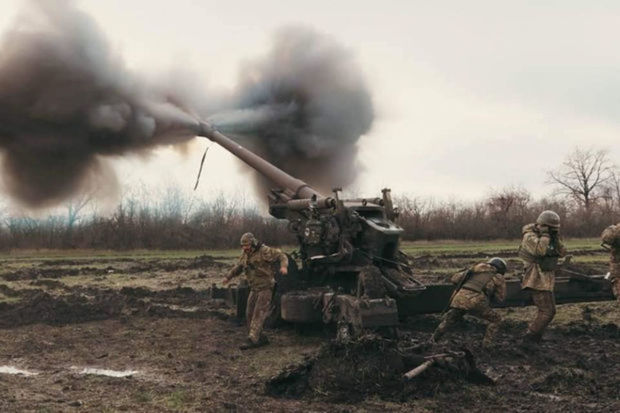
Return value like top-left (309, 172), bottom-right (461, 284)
top-left (431, 257), bottom-right (507, 348)
top-left (601, 223), bottom-right (620, 301)
top-left (224, 232), bottom-right (288, 349)
top-left (518, 210), bottom-right (567, 343)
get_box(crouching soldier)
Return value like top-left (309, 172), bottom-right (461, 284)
top-left (224, 232), bottom-right (288, 349)
top-left (518, 210), bottom-right (567, 343)
top-left (601, 223), bottom-right (620, 301)
top-left (431, 257), bottom-right (507, 348)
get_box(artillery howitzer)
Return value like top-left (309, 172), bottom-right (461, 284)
top-left (195, 122), bottom-right (615, 337)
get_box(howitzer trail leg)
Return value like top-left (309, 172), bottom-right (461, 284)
top-left (248, 289), bottom-right (273, 344)
top-left (527, 290), bottom-right (556, 340)
top-left (432, 308), bottom-right (465, 342)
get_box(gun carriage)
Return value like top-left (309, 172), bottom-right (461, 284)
top-left (195, 122), bottom-right (614, 336)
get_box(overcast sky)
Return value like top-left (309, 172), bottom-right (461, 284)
top-left (1, 0), bottom-right (619, 211)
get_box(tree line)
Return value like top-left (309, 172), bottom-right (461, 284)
top-left (0, 188), bottom-right (616, 250)
top-left (0, 147), bottom-right (617, 250)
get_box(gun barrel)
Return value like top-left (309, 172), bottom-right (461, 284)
top-left (195, 121), bottom-right (323, 200)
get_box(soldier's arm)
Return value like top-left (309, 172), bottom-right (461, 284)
top-left (555, 238), bottom-right (567, 257)
top-left (450, 271), bottom-right (466, 285)
top-left (224, 258), bottom-right (243, 283)
top-left (490, 275), bottom-right (506, 302)
top-left (523, 231), bottom-right (551, 257)
top-left (261, 246), bottom-right (289, 273)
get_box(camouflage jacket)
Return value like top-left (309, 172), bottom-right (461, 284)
top-left (519, 223), bottom-right (566, 292)
top-left (449, 263), bottom-right (506, 310)
top-left (601, 223), bottom-right (620, 260)
top-left (227, 244), bottom-right (288, 291)
top-left (601, 223), bottom-right (620, 279)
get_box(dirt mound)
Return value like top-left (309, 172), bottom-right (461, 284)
top-left (1, 265), bottom-right (118, 281)
top-left (531, 367), bottom-right (596, 394)
top-left (0, 284), bottom-right (20, 297)
top-left (123, 255), bottom-right (228, 274)
top-left (39, 259), bottom-right (82, 266)
top-left (1, 268), bottom-right (80, 281)
top-left (560, 261), bottom-right (608, 276)
top-left (0, 285), bottom-right (233, 328)
top-left (120, 286), bottom-right (211, 306)
top-left (561, 321), bottom-right (619, 339)
top-left (266, 336), bottom-right (493, 402)
top-left (0, 291), bottom-right (126, 327)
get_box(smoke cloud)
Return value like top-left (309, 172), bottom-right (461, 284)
top-left (0, 2), bottom-right (373, 207)
top-left (218, 27), bottom-right (374, 196)
top-left (0, 0), bottom-right (198, 207)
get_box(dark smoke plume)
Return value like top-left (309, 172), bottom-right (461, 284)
top-left (217, 27), bottom-right (374, 196)
top-left (0, 0), bottom-right (197, 207)
top-left (0, 2), bottom-right (373, 208)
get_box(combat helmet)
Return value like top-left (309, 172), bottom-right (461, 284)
top-left (240, 232), bottom-right (257, 247)
top-left (487, 257), bottom-right (507, 275)
top-left (536, 210), bottom-right (561, 228)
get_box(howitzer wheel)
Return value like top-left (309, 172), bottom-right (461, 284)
top-left (356, 265), bottom-right (387, 299)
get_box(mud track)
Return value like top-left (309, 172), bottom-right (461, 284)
top-left (0, 252), bottom-right (617, 411)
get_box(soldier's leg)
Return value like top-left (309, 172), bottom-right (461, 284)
top-left (432, 308), bottom-right (465, 342)
top-left (246, 290), bottom-right (257, 330)
top-left (248, 289), bottom-right (274, 344)
top-left (476, 306), bottom-right (502, 347)
top-left (527, 290), bottom-right (556, 340)
top-left (612, 279), bottom-right (620, 302)
top-left (611, 262), bottom-right (620, 301)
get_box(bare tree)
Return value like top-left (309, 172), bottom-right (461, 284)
top-left (600, 169), bottom-right (620, 219)
top-left (486, 186), bottom-right (531, 236)
top-left (486, 186), bottom-right (530, 216)
top-left (608, 169), bottom-right (620, 207)
top-left (547, 148), bottom-right (614, 210)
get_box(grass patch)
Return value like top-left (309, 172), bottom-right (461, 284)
top-left (500, 302), bottom-right (619, 325)
top-left (400, 238), bottom-right (603, 256)
top-left (165, 390), bottom-right (191, 409)
top-left (0, 248), bottom-right (241, 261)
top-left (0, 238), bottom-right (606, 261)
top-left (0, 294), bottom-right (21, 304)
top-left (133, 389), bottom-right (154, 403)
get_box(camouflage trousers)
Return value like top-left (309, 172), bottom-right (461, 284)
top-left (610, 262), bottom-right (620, 301)
top-left (246, 288), bottom-right (273, 344)
top-left (526, 290), bottom-right (556, 339)
top-left (432, 303), bottom-right (502, 347)
top-left (611, 278), bottom-right (620, 302)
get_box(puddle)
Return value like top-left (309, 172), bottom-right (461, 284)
top-left (0, 365), bottom-right (39, 376)
top-left (532, 392), bottom-right (564, 402)
top-left (73, 367), bottom-right (140, 378)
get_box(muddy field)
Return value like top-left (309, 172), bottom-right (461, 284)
top-left (0, 242), bottom-right (618, 412)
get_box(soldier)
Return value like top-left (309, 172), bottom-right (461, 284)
top-left (518, 210), bottom-right (567, 343)
top-left (601, 223), bottom-right (620, 301)
top-left (224, 232), bottom-right (288, 349)
top-left (431, 257), bottom-right (507, 348)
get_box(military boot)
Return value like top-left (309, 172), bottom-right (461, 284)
top-left (239, 339), bottom-right (256, 350)
top-left (519, 331), bottom-right (541, 350)
top-left (239, 335), bottom-right (269, 350)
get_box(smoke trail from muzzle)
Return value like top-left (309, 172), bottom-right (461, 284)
top-left (0, 2), bottom-right (373, 208)
top-left (216, 27), bottom-right (374, 196)
top-left (0, 0), bottom-right (198, 207)
top-left (207, 103), bottom-right (298, 134)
